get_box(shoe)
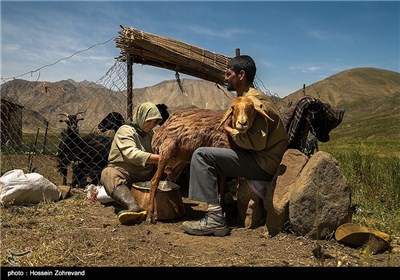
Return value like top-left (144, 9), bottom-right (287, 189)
top-left (118, 210), bottom-right (147, 225)
top-left (182, 211), bottom-right (230, 237)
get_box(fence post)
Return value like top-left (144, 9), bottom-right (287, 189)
top-left (235, 48), bottom-right (240, 57)
top-left (42, 121), bottom-right (49, 154)
top-left (127, 55), bottom-right (133, 122)
top-left (28, 128), bottom-right (40, 172)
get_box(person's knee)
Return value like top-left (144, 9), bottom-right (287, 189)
top-left (100, 167), bottom-right (117, 195)
top-left (192, 147), bottom-right (209, 163)
top-left (100, 167), bottom-right (111, 182)
top-left (194, 147), bottom-right (212, 157)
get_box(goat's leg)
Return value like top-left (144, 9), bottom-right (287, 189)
top-left (148, 167), bottom-right (164, 224)
top-left (60, 166), bottom-right (68, 186)
top-left (147, 158), bottom-right (169, 223)
top-left (236, 178), bottom-right (251, 227)
top-left (218, 176), bottom-right (227, 213)
top-left (147, 139), bottom-right (176, 223)
top-left (72, 164), bottom-right (87, 188)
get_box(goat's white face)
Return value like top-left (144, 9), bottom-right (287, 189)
top-left (231, 97), bottom-right (256, 133)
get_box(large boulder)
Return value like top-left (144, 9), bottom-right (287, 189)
top-left (264, 149), bottom-right (309, 235)
top-left (289, 151), bottom-right (352, 239)
top-left (236, 149), bottom-right (309, 231)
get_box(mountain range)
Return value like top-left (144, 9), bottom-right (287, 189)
top-left (1, 67), bottom-right (399, 142)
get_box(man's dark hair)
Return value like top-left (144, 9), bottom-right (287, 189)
top-left (227, 55), bottom-right (257, 84)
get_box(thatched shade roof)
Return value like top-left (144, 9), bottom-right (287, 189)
top-left (115, 26), bottom-right (232, 85)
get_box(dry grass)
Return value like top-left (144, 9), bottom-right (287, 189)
top-left (1, 154), bottom-right (400, 268)
top-left (1, 191), bottom-right (399, 268)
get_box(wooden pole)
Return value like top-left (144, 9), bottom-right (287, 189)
top-left (42, 121), bottom-right (48, 154)
top-left (127, 55), bottom-right (133, 122)
top-left (235, 48), bottom-right (240, 57)
top-left (28, 128), bottom-right (40, 172)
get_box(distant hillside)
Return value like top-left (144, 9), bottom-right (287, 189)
top-left (1, 67), bottom-right (399, 142)
top-left (281, 68), bottom-right (400, 141)
top-left (132, 79), bottom-right (235, 112)
top-left (0, 78), bottom-right (234, 133)
top-left (283, 68), bottom-right (400, 117)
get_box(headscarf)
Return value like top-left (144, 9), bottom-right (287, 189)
top-left (130, 102), bottom-right (162, 137)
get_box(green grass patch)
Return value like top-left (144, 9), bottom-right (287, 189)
top-left (320, 142), bottom-right (400, 236)
top-left (330, 112), bottom-right (400, 142)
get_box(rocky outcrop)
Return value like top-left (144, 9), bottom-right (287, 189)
top-left (264, 149), bottom-right (309, 236)
top-left (289, 151), bottom-right (352, 239)
top-left (237, 150), bottom-right (352, 240)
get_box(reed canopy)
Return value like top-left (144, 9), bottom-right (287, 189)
top-left (115, 26), bottom-right (232, 85)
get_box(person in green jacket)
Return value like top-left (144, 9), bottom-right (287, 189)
top-left (182, 55), bottom-right (288, 236)
top-left (100, 102), bottom-right (162, 225)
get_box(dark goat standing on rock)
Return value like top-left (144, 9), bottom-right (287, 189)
top-left (56, 112), bottom-right (113, 188)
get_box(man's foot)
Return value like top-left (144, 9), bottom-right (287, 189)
top-left (182, 211), bottom-right (230, 237)
top-left (118, 210), bottom-right (147, 225)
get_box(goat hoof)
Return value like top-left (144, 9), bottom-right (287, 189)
top-left (145, 217), bottom-right (157, 225)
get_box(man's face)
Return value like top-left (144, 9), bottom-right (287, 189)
top-left (225, 68), bottom-right (239, 91)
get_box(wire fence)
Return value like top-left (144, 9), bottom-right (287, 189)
top-left (0, 39), bottom-right (281, 188)
top-left (1, 52), bottom-right (130, 187)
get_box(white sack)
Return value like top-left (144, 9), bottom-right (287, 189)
top-left (0, 169), bottom-right (60, 206)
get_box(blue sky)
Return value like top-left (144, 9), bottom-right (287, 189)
top-left (1, 1), bottom-right (399, 97)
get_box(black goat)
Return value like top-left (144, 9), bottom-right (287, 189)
top-left (56, 112), bottom-right (113, 188)
top-left (71, 133), bottom-right (112, 187)
top-left (155, 104), bottom-right (169, 125)
top-left (98, 112), bottom-right (125, 133)
top-left (56, 112), bottom-right (84, 186)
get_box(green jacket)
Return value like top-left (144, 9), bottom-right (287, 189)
top-left (228, 86), bottom-right (288, 175)
top-left (108, 102), bottom-right (162, 179)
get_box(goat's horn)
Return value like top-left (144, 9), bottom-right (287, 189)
top-left (57, 113), bottom-right (69, 117)
top-left (76, 111), bottom-right (86, 116)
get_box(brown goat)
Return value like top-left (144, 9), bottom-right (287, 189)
top-left (147, 96), bottom-right (271, 222)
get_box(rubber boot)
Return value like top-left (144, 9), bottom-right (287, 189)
top-left (112, 185), bottom-right (146, 225)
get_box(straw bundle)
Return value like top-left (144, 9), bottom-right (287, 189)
top-left (115, 26), bottom-right (232, 85)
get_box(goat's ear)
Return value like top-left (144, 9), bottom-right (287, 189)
top-left (218, 107), bottom-right (233, 128)
top-left (255, 104), bottom-right (274, 122)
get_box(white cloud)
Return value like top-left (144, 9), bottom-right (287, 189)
top-left (288, 65), bottom-right (323, 73)
top-left (2, 43), bottom-right (21, 52)
top-left (307, 29), bottom-right (355, 44)
top-left (307, 30), bottom-right (331, 41)
top-left (306, 66), bottom-right (322, 72)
